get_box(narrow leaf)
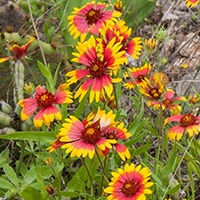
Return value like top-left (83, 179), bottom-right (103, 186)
top-left (3, 164), bottom-right (19, 186)
top-left (0, 177), bottom-right (15, 189)
top-left (0, 131), bottom-right (56, 143)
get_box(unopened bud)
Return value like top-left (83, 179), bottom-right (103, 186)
top-left (0, 100), bottom-right (12, 114)
top-left (0, 111), bottom-right (11, 126)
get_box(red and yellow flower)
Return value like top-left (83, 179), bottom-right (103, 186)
top-left (123, 63), bottom-right (152, 89)
top-left (68, 1), bottom-right (121, 42)
top-left (139, 76), bottom-right (165, 101)
top-left (144, 38), bottom-right (158, 53)
top-left (188, 93), bottom-right (200, 104)
top-left (104, 163), bottom-right (153, 200)
top-left (101, 122), bottom-right (131, 161)
top-left (48, 108), bottom-right (127, 159)
top-left (0, 37), bottom-right (35, 63)
top-left (185, 0), bottom-right (199, 7)
top-left (114, 0), bottom-right (123, 12)
top-left (19, 84), bottom-right (73, 128)
top-left (148, 89), bottom-right (186, 114)
top-left (66, 35), bottom-right (126, 103)
top-left (100, 20), bottom-right (142, 61)
top-left (164, 113), bottom-right (200, 141)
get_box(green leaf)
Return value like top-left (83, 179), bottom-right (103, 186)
top-left (0, 177), bottom-right (15, 190)
top-left (166, 184), bottom-right (182, 195)
top-left (124, 0), bottom-right (156, 28)
top-left (132, 144), bottom-right (152, 156)
top-left (0, 149), bottom-right (10, 167)
top-left (74, 93), bottom-right (89, 118)
top-left (0, 131), bottom-right (56, 143)
top-left (37, 61), bottom-right (52, 80)
top-left (20, 186), bottom-right (46, 200)
top-left (163, 145), bottom-right (178, 179)
top-left (22, 167), bottom-right (36, 186)
top-left (3, 164), bottom-right (19, 186)
top-left (60, 190), bottom-right (80, 198)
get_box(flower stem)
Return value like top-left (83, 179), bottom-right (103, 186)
top-left (82, 158), bottom-right (94, 197)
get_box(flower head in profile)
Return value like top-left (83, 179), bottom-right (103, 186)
top-left (148, 89), bottom-right (186, 114)
top-left (164, 113), bottom-right (200, 141)
top-left (144, 38), bottom-right (158, 53)
top-left (101, 122), bottom-right (131, 161)
top-left (100, 20), bottom-right (142, 61)
top-left (185, 0), bottom-right (199, 7)
top-left (66, 35), bottom-right (126, 103)
top-left (123, 63), bottom-right (152, 89)
top-left (19, 84), bottom-right (73, 128)
top-left (114, 0), bottom-right (123, 12)
top-left (68, 1), bottom-right (121, 41)
top-left (49, 108), bottom-right (119, 159)
top-left (188, 93), bottom-right (200, 104)
top-left (104, 163), bottom-right (153, 200)
top-left (139, 72), bottom-right (167, 100)
top-left (100, 95), bottom-right (117, 109)
top-left (0, 37), bottom-right (35, 63)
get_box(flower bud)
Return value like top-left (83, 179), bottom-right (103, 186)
top-left (0, 111), bottom-right (11, 126)
top-left (0, 100), bottom-right (12, 114)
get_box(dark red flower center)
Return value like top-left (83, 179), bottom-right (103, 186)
top-left (85, 8), bottom-right (102, 25)
top-left (149, 88), bottom-right (163, 100)
top-left (121, 180), bottom-right (140, 197)
top-left (180, 114), bottom-right (196, 127)
top-left (104, 131), bottom-right (116, 140)
top-left (89, 61), bottom-right (106, 78)
top-left (137, 75), bottom-right (146, 83)
top-left (35, 91), bottom-right (54, 108)
top-left (81, 120), bottom-right (101, 143)
top-left (163, 99), bottom-right (171, 107)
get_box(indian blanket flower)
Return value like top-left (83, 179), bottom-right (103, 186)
top-left (123, 63), bottom-right (152, 89)
top-left (100, 20), bottom-right (142, 61)
top-left (19, 84), bottom-right (73, 128)
top-left (0, 37), bottom-right (35, 63)
top-left (48, 108), bottom-right (119, 159)
top-left (144, 38), bottom-right (158, 53)
top-left (101, 122), bottom-right (131, 161)
top-left (148, 89), bottom-right (186, 114)
top-left (188, 93), bottom-right (200, 104)
top-left (114, 0), bottom-right (123, 12)
top-left (185, 0), bottom-right (199, 7)
top-left (68, 1), bottom-right (121, 42)
top-left (66, 35), bottom-right (126, 103)
top-left (164, 113), bottom-right (200, 141)
top-left (104, 163), bottom-right (153, 200)
top-left (139, 74), bottom-right (166, 100)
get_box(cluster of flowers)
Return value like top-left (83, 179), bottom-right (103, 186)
top-left (0, 0), bottom-right (199, 199)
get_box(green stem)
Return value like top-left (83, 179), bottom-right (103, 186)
top-left (95, 149), bottom-right (109, 184)
top-left (99, 156), bottom-right (108, 196)
top-left (82, 158), bottom-right (94, 197)
top-left (159, 101), bottom-right (165, 160)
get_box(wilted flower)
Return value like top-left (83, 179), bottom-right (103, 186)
top-left (0, 37), bottom-right (35, 63)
